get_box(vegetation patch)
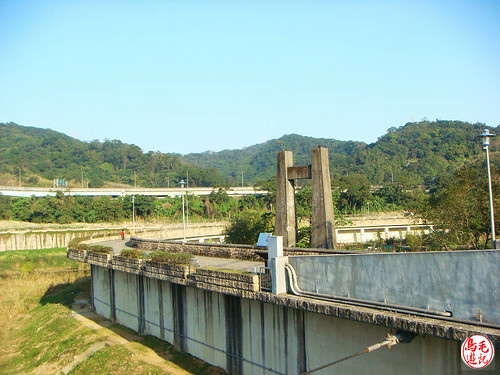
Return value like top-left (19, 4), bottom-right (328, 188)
top-left (119, 249), bottom-right (144, 259)
top-left (0, 272), bottom-right (99, 374)
top-left (0, 247), bottom-right (226, 374)
top-left (87, 245), bottom-right (112, 254)
top-left (148, 251), bottom-right (192, 265)
top-left (0, 247), bottom-right (88, 275)
top-left (70, 344), bottom-right (164, 375)
top-left (200, 266), bottom-right (251, 275)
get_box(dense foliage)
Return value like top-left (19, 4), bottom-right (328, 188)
top-left (415, 164), bottom-right (500, 250)
top-left (0, 190), bottom-right (267, 224)
top-left (185, 120), bottom-right (499, 187)
top-left (148, 251), bottom-right (192, 264)
top-left (2, 120), bottom-right (497, 189)
top-left (2, 119), bottom-right (499, 249)
top-left (0, 122), bottom-right (225, 187)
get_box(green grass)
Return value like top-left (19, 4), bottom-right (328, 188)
top-left (0, 247), bottom-right (86, 274)
top-left (0, 247), bottom-right (226, 375)
top-left (70, 344), bottom-right (165, 375)
top-left (0, 275), bottom-right (100, 374)
top-left (142, 335), bottom-right (225, 375)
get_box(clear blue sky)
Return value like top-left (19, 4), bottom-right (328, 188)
top-left (1, 1), bottom-right (499, 154)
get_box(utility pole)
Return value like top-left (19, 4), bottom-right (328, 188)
top-left (241, 170), bottom-right (244, 187)
top-left (479, 129), bottom-right (498, 249)
top-left (16, 167), bottom-right (21, 187)
top-left (180, 180), bottom-right (186, 241)
top-left (132, 195), bottom-right (136, 235)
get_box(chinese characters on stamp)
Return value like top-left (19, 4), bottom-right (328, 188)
top-left (461, 335), bottom-right (495, 369)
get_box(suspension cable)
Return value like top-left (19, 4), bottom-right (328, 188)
top-left (300, 334), bottom-right (399, 375)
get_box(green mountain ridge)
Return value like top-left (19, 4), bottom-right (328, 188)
top-left (1, 120), bottom-right (498, 188)
top-left (184, 120), bottom-right (499, 186)
top-left (0, 122), bottom-right (225, 188)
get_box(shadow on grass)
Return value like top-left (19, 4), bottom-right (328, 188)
top-left (39, 276), bottom-right (91, 307)
top-left (38, 277), bottom-right (227, 375)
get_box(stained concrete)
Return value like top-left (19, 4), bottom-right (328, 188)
top-left (91, 266), bottom-right (475, 374)
top-left (288, 250), bottom-right (500, 325)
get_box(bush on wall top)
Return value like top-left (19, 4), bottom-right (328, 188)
top-left (149, 251), bottom-right (192, 265)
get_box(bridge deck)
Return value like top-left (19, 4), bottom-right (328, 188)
top-left (97, 238), bottom-right (264, 272)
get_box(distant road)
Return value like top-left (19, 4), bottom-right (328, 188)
top-left (0, 185), bottom-right (399, 198)
top-left (0, 186), bottom-right (267, 198)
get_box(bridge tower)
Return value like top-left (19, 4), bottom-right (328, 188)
top-left (275, 146), bottom-right (336, 248)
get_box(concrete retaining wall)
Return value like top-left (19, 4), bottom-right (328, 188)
top-left (130, 238), bottom-right (359, 263)
top-left (0, 221), bottom-right (228, 252)
top-left (130, 238), bottom-right (264, 261)
top-left (132, 222), bottom-right (228, 240)
top-left (90, 265), bottom-right (462, 374)
top-left (0, 229), bottom-right (121, 252)
top-left (288, 250), bottom-right (500, 325)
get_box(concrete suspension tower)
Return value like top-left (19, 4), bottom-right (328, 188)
top-left (275, 146), bottom-right (336, 248)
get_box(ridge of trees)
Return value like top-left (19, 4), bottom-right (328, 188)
top-left (0, 122), bottom-right (226, 188)
top-left (1, 120), bottom-right (499, 191)
top-left (184, 120), bottom-right (499, 187)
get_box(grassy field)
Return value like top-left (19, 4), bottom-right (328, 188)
top-left (0, 248), bottom-right (226, 374)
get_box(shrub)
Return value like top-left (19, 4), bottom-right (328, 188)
top-left (148, 252), bottom-right (192, 265)
top-left (120, 249), bottom-right (143, 259)
top-left (87, 245), bottom-right (112, 254)
top-left (68, 237), bottom-right (90, 251)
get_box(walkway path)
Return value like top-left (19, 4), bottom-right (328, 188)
top-left (96, 238), bottom-right (264, 272)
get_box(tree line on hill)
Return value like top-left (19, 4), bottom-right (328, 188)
top-left (0, 122), bottom-right (226, 188)
top-left (184, 120), bottom-right (499, 187)
top-left (1, 120), bottom-right (498, 189)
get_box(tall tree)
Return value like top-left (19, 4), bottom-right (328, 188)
top-left (418, 165), bottom-right (500, 249)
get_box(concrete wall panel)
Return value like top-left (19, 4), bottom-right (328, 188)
top-left (143, 277), bottom-right (161, 338)
top-left (91, 265), bottom-right (467, 374)
top-left (113, 271), bottom-right (140, 331)
top-left (304, 311), bottom-right (459, 374)
top-left (289, 250), bottom-right (500, 324)
top-left (92, 266), bottom-right (112, 320)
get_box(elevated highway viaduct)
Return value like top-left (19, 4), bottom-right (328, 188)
top-left (0, 186), bottom-right (267, 198)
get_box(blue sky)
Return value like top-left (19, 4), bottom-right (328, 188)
top-left (1, 1), bottom-right (499, 154)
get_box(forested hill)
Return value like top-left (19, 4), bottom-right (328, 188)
top-left (183, 120), bottom-right (499, 186)
top-left (1, 120), bottom-right (497, 188)
top-left (0, 122), bottom-right (226, 187)
top-left (183, 134), bottom-right (363, 185)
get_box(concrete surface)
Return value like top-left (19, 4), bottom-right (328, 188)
top-left (288, 250), bottom-right (500, 325)
top-left (97, 239), bottom-right (264, 272)
top-left (91, 266), bottom-right (465, 375)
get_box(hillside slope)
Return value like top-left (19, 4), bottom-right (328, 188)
top-left (0, 122), bottom-right (225, 188)
top-left (1, 120), bottom-right (497, 188)
top-left (184, 120), bottom-right (499, 186)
